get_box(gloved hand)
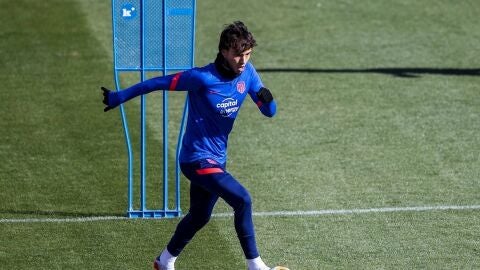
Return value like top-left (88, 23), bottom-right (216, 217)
top-left (256, 87), bottom-right (274, 103)
top-left (101, 87), bottom-right (115, 112)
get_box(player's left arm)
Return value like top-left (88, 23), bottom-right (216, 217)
top-left (247, 64), bottom-right (276, 117)
top-left (250, 87), bottom-right (277, 117)
top-left (101, 70), bottom-right (199, 112)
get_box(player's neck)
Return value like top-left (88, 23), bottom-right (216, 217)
top-left (214, 53), bottom-right (239, 79)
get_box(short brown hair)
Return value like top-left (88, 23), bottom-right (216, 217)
top-left (218, 21), bottom-right (257, 53)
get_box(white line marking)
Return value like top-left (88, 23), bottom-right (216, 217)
top-left (257, 204), bottom-right (480, 217)
top-left (0, 216), bottom-right (127, 223)
top-left (213, 204), bottom-right (480, 218)
top-left (1, 205), bottom-right (479, 223)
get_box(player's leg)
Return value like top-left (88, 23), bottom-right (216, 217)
top-left (213, 171), bottom-right (259, 259)
top-left (180, 161), bottom-right (272, 269)
top-left (167, 181), bottom-right (218, 254)
top-left (155, 163), bottom-right (219, 270)
top-left (201, 170), bottom-right (276, 270)
top-left (194, 168), bottom-right (289, 270)
top-left (156, 159), bottom-right (288, 270)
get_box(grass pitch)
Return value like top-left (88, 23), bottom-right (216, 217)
top-left (1, 0), bottom-right (479, 269)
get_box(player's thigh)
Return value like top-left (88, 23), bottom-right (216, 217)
top-left (188, 181), bottom-right (218, 215)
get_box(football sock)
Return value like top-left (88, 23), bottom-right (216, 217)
top-left (247, 256), bottom-right (270, 270)
top-left (159, 249), bottom-right (177, 270)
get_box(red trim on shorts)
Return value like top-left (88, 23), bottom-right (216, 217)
top-left (196, 168), bottom-right (224, 175)
top-left (169, 72), bottom-right (182, 90)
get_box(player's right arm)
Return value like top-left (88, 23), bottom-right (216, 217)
top-left (101, 70), bottom-right (198, 112)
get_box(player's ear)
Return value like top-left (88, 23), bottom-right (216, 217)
top-left (220, 48), bottom-right (229, 58)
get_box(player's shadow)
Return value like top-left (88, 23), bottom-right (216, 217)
top-left (257, 67), bottom-right (480, 78)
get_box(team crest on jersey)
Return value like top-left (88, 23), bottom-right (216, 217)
top-left (236, 81), bottom-right (246, 94)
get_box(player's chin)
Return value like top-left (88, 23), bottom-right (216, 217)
top-left (236, 66), bottom-right (245, 73)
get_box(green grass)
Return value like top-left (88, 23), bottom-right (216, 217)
top-left (1, 0), bottom-right (479, 269)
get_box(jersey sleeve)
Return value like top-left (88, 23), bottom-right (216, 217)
top-left (108, 68), bottom-right (201, 107)
top-left (247, 64), bottom-right (264, 95)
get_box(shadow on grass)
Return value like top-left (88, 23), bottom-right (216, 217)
top-left (0, 209), bottom-right (125, 218)
top-left (257, 67), bottom-right (480, 78)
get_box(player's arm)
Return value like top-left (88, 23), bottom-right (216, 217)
top-left (101, 71), bottom-right (189, 112)
top-left (251, 87), bottom-right (277, 117)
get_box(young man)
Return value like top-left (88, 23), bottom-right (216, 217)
top-left (102, 21), bottom-right (287, 270)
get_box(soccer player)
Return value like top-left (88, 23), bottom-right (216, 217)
top-left (102, 21), bottom-right (287, 270)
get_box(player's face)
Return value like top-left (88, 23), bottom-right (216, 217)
top-left (221, 47), bottom-right (252, 74)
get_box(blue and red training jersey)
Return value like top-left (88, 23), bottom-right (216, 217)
top-left (109, 61), bottom-right (276, 164)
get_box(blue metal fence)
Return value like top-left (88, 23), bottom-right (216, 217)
top-left (111, 0), bottom-right (196, 218)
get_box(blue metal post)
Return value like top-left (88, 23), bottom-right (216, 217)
top-left (162, 0), bottom-right (169, 216)
top-left (111, 0), bottom-right (134, 216)
top-left (140, 0), bottom-right (147, 217)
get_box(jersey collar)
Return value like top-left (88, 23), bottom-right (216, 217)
top-left (214, 53), bottom-right (240, 80)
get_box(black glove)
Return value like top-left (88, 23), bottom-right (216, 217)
top-left (256, 87), bottom-right (274, 103)
top-left (101, 87), bottom-right (114, 112)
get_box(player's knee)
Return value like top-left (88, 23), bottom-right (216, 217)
top-left (186, 209), bottom-right (213, 229)
top-left (195, 216), bottom-right (211, 229)
top-left (243, 193), bottom-right (252, 208)
top-left (234, 192), bottom-right (252, 212)
top-left (194, 211), bottom-right (213, 226)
